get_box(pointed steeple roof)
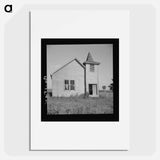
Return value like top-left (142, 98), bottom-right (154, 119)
top-left (86, 52), bottom-right (94, 62)
top-left (83, 52), bottom-right (100, 65)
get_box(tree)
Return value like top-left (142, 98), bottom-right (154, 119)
top-left (108, 79), bottom-right (113, 91)
top-left (102, 85), bottom-right (106, 91)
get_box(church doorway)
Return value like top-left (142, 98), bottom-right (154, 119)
top-left (89, 84), bottom-right (97, 97)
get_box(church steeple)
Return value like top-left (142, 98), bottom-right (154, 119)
top-left (86, 52), bottom-right (94, 62)
top-left (83, 52), bottom-right (100, 65)
top-left (83, 52), bottom-right (100, 97)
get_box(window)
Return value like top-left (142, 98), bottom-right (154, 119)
top-left (64, 80), bottom-right (69, 90)
top-left (64, 80), bottom-right (75, 90)
top-left (90, 64), bottom-right (95, 72)
top-left (70, 80), bottom-right (75, 90)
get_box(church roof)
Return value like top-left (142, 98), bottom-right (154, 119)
top-left (83, 52), bottom-right (100, 65)
top-left (51, 58), bottom-right (85, 77)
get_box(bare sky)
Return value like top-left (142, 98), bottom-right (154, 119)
top-left (47, 44), bottom-right (113, 90)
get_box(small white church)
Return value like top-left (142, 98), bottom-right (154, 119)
top-left (51, 52), bottom-right (100, 97)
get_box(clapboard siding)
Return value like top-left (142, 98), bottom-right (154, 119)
top-left (52, 60), bottom-right (84, 97)
top-left (85, 64), bottom-right (99, 96)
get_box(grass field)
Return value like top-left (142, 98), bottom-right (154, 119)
top-left (47, 93), bottom-right (113, 115)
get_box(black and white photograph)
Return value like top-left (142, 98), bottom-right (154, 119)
top-left (30, 10), bottom-right (129, 150)
top-left (41, 39), bottom-right (119, 121)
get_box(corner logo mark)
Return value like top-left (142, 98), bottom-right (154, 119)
top-left (4, 4), bottom-right (12, 13)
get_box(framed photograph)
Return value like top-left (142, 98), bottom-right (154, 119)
top-left (30, 10), bottom-right (129, 150)
top-left (41, 39), bottom-right (119, 121)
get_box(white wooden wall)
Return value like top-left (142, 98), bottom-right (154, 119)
top-left (52, 60), bottom-right (84, 97)
top-left (85, 64), bottom-right (99, 96)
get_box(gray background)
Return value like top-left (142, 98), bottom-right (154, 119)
top-left (4, 4), bottom-right (156, 157)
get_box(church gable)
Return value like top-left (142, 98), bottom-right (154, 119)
top-left (51, 59), bottom-right (85, 97)
top-left (51, 58), bottom-right (85, 76)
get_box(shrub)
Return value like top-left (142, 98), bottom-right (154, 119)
top-left (78, 93), bottom-right (85, 98)
top-left (83, 92), bottom-right (89, 98)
